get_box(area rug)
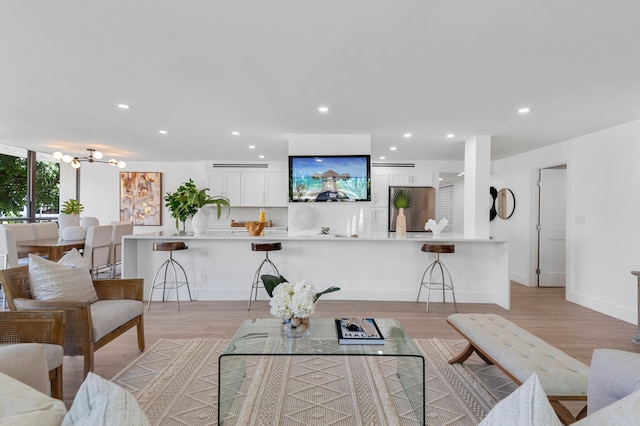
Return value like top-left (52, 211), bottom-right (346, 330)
top-left (111, 338), bottom-right (517, 426)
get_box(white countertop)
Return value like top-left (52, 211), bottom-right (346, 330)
top-left (126, 230), bottom-right (504, 243)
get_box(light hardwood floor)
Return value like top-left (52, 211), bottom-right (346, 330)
top-left (61, 282), bottom-right (640, 406)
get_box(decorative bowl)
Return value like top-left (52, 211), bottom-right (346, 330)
top-left (245, 221), bottom-right (266, 236)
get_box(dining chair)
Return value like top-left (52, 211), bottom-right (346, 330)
top-left (83, 225), bottom-right (113, 278)
top-left (31, 222), bottom-right (59, 240)
top-left (0, 223), bottom-right (34, 257)
top-left (0, 228), bottom-right (29, 308)
top-left (109, 223), bottom-right (133, 278)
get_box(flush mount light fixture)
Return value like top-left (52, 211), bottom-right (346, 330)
top-left (117, 104), bottom-right (130, 109)
top-left (318, 106), bottom-right (329, 113)
top-left (53, 148), bottom-right (126, 169)
top-left (518, 107), bottom-right (530, 114)
top-left (446, 133), bottom-right (455, 138)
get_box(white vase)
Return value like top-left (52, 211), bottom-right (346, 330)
top-left (396, 208), bottom-right (407, 237)
top-left (191, 208), bottom-right (209, 235)
top-left (58, 213), bottom-right (80, 237)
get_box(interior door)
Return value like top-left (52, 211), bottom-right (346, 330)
top-left (538, 168), bottom-right (567, 287)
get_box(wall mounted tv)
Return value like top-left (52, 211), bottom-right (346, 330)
top-left (289, 155), bottom-right (371, 202)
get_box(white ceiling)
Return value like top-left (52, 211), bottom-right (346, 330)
top-left (1, 1), bottom-right (640, 164)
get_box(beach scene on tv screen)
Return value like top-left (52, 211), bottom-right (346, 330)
top-left (290, 156), bottom-right (369, 202)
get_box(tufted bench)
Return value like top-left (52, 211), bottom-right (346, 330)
top-left (447, 313), bottom-right (589, 424)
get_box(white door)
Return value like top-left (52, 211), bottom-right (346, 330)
top-left (538, 168), bottom-right (566, 287)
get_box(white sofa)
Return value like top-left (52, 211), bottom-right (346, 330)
top-left (480, 348), bottom-right (640, 425)
top-left (0, 344), bottom-right (149, 426)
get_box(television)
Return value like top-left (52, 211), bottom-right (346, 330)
top-left (289, 155), bottom-right (371, 202)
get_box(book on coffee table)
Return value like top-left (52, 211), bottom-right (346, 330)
top-left (335, 318), bottom-right (385, 345)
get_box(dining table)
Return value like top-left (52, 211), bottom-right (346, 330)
top-left (17, 238), bottom-right (85, 262)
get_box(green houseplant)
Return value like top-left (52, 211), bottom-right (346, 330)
top-left (61, 199), bottom-right (84, 214)
top-left (164, 179), bottom-right (230, 234)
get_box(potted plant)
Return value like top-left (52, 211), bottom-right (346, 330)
top-left (164, 179), bottom-right (230, 235)
top-left (391, 189), bottom-right (413, 237)
top-left (58, 199), bottom-right (84, 235)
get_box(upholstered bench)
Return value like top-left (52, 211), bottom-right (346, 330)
top-left (447, 313), bottom-right (589, 424)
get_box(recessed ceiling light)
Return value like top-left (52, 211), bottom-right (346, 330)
top-left (379, 156), bottom-right (386, 160)
top-left (457, 172), bottom-right (465, 177)
top-left (231, 131), bottom-right (240, 136)
top-left (318, 106), bottom-right (329, 113)
top-left (518, 107), bottom-right (530, 114)
top-left (259, 155), bottom-right (264, 159)
top-left (403, 133), bottom-right (412, 138)
top-left (158, 130), bottom-right (168, 135)
top-left (390, 146), bottom-right (397, 151)
top-left (446, 133), bottom-right (455, 138)
top-left (117, 104), bottom-right (130, 109)
top-left (438, 177), bottom-right (443, 181)
top-left (249, 145), bottom-right (255, 149)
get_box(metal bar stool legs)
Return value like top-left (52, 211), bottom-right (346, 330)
top-left (147, 242), bottom-right (192, 311)
top-left (248, 242), bottom-right (282, 310)
top-left (417, 243), bottom-right (457, 312)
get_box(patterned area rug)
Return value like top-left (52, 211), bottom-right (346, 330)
top-left (111, 338), bottom-right (517, 425)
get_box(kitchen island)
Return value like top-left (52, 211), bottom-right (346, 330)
top-left (123, 231), bottom-right (509, 309)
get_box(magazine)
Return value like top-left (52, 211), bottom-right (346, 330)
top-left (335, 318), bottom-right (384, 345)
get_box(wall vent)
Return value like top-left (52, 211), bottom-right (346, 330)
top-left (210, 163), bottom-right (269, 169)
top-left (372, 162), bottom-right (415, 168)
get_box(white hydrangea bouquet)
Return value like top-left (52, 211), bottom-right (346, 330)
top-left (262, 275), bottom-right (340, 337)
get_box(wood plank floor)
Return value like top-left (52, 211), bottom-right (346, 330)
top-left (61, 282), bottom-right (640, 406)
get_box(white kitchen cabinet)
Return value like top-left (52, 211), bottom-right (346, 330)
top-left (372, 172), bottom-right (390, 207)
top-left (238, 172), bottom-right (288, 207)
top-left (209, 172), bottom-right (241, 206)
top-left (389, 173), bottom-right (433, 186)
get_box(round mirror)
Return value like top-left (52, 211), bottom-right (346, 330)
top-left (496, 188), bottom-right (515, 219)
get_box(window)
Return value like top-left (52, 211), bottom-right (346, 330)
top-left (437, 185), bottom-right (454, 232)
top-left (0, 145), bottom-right (60, 222)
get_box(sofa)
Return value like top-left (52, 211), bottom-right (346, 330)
top-left (480, 348), bottom-right (640, 425)
top-left (0, 344), bottom-right (149, 425)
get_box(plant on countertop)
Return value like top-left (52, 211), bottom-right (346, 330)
top-left (164, 179), bottom-right (230, 231)
top-left (391, 188), bottom-right (413, 209)
top-left (61, 199), bottom-right (84, 214)
top-left (261, 274), bottom-right (340, 319)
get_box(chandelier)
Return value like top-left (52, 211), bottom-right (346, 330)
top-left (53, 148), bottom-right (126, 169)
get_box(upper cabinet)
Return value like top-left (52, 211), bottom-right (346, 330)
top-left (206, 161), bottom-right (288, 207)
top-left (241, 172), bottom-right (288, 207)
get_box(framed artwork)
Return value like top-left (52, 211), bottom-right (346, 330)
top-left (119, 172), bottom-right (162, 225)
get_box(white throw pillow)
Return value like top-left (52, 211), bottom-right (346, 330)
top-left (0, 371), bottom-right (67, 426)
top-left (479, 373), bottom-right (563, 426)
top-left (28, 249), bottom-right (98, 303)
top-left (62, 372), bottom-right (150, 426)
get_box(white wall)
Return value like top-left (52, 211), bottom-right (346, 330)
top-left (492, 118), bottom-right (640, 324)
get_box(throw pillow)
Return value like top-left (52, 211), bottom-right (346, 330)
top-left (62, 372), bottom-right (150, 426)
top-left (479, 373), bottom-right (563, 426)
top-left (0, 371), bottom-right (67, 426)
top-left (28, 249), bottom-right (98, 302)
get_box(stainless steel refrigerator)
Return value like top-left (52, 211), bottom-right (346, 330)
top-left (388, 186), bottom-right (436, 232)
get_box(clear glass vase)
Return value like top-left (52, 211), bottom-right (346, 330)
top-left (281, 316), bottom-right (311, 338)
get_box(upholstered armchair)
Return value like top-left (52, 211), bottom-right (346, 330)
top-left (0, 310), bottom-right (65, 399)
top-left (0, 265), bottom-right (145, 378)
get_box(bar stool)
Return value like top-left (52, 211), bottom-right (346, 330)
top-left (417, 243), bottom-right (457, 312)
top-left (147, 241), bottom-right (192, 311)
top-left (248, 242), bottom-right (282, 310)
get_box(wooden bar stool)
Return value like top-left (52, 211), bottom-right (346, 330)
top-left (417, 243), bottom-right (457, 312)
top-left (248, 242), bottom-right (282, 310)
top-left (147, 241), bottom-right (192, 311)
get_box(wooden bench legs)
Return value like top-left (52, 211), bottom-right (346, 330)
top-left (448, 342), bottom-right (494, 366)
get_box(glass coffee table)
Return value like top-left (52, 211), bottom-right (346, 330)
top-left (218, 318), bottom-right (424, 424)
